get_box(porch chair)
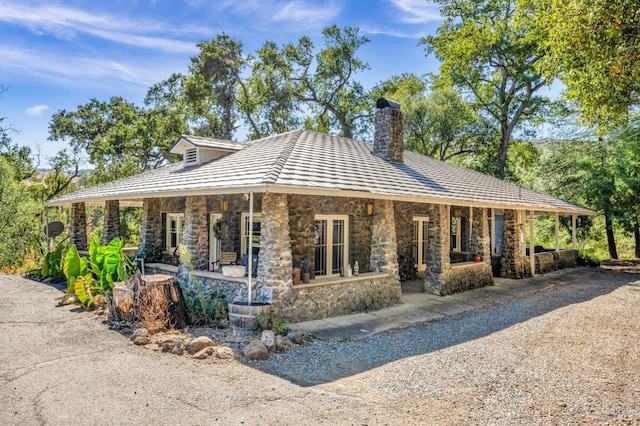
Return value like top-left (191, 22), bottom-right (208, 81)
top-left (212, 251), bottom-right (237, 271)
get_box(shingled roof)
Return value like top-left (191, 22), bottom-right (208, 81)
top-left (48, 129), bottom-right (593, 215)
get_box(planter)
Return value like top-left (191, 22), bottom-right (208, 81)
top-left (228, 302), bottom-right (271, 334)
top-left (473, 255), bottom-right (482, 262)
top-left (222, 265), bottom-right (246, 277)
top-left (302, 272), bottom-right (311, 283)
top-left (292, 267), bottom-right (301, 285)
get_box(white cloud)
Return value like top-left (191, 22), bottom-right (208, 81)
top-left (25, 104), bottom-right (49, 116)
top-left (388, 0), bottom-right (442, 24)
top-left (0, 2), bottom-right (205, 53)
top-left (271, 1), bottom-right (341, 25)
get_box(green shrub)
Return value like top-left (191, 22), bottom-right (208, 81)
top-left (577, 250), bottom-right (601, 267)
top-left (253, 313), bottom-right (289, 335)
top-left (42, 240), bottom-right (67, 282)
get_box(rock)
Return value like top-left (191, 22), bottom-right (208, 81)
top-left (192, 346), bottom-right (215, 360)
top-left (60, 293), bottom-right (79, 305)
top-left (275, 335), bottom-right (294, 351)
top-left (146, 343), bottom-right (160, 351)
top-left (215, 346), bottom-right (235, 359)
top-left (186, 336), bottom-right (215, 355)
top-left (156, 336), bottom-right (184, 355)
top-left (287, 330), bottom-right (306, 345)
top-left (243, 340), bottom-right (269, 360)
top-left (132, 336), bottom-right (149, 346)
top-left (130, 328), bottom-right (150, 341)
top-left (260, 330), bottom-right (276, 352)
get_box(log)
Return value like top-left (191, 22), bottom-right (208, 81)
top-left (112, 286), bottom-right (135, 321)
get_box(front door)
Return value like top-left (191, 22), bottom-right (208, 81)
top-left (209, 213), bottom-right (222, 271)
top-left (413, 216), bottom-right (429, 272)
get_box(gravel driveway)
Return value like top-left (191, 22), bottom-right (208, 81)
top-left (2, 265), bottom-right (639, 425)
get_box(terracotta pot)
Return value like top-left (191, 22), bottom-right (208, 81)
top-left (473, 255), bottom-right (482, 262)
top-left (302, 272), bottom-right (311, 283)
top-left (292, 267), bottom-right (301, 285)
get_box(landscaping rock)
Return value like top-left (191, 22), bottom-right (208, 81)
top-left (156, 336), bottom-right (185, 355)
top-left (186, 336), bottom-right (215, 355)
top-left (243, 340), bottom-right (269, 360)
top-left (215, 346), bottom-right (236, 359)
top-left (60, 293), bottom-right (79, 305)
top-left (287, 330), bottom-right (306, 345)
top-left (133, 336), bottom-right (149, 346)
top-left (192, 346), bottom-right (215, 360)
top-left (130, 328), bottom-right (150, 341)
top-left (275, 335), bottom-right (294, 351)
top-left (260, 330), bottom-right (276, 352)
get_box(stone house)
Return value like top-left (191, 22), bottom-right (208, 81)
top-left (48, 99), bottom-right (593, 322)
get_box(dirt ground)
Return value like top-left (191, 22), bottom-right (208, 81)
top-left (1, 264), bottom-right (639, 425)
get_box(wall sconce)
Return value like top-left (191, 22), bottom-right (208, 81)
top-left (366, 202), bottom-right (374, 216)
top-left (453, 209), bottom-right (461, 218)
top-left (219, 199), bottom-right (228, 212)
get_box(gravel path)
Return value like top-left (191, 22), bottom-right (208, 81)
top-left (246, 267), bottom-right (640, 424)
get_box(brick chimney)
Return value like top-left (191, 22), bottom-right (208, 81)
top-left (374, 98), bottom-right (403, 162)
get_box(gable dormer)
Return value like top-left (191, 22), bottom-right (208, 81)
top-left (170, 135), bottom-right (245, 167)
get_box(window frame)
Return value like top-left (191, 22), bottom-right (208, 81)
top-left (166, 213), bottom-right (184, 252)
top-left (313, 214), bottom-right (349, 277)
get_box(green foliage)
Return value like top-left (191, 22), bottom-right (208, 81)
top-left (253, 313), bottom-right (289, 336)
top-left (42, 240), bottom-right (67, 282)
top-left (182, 280), bottom-right (229, 326)
top-left (523, 0), bottom-right (640, 131)
top-left (63, 245), bottom-right (88, 294)
top-left (73, 274), bottom-right (96, 308)
top-left (422, 0), bottom-right (549, 178)
top-left (577, 250), bottom-right (601, 267)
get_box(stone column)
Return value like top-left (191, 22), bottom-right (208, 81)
top-left (469, 207), bottom-right (491, 262)
top-left (183, 196), bottom-right (209, 270)
top-left (256, 193), bottom-right (293, 311)
top-left (138, 198), bottom-right (163, 255)
top-left (500, 209), bottom-right (531, 278)
top-left (423, 204), bottom-right (451, 295)
top-left (369, 199), bottom-right (400, 281)
top-left (102, 200), bottom-right (121, 245)
top-left (70, 202), bottom-right (87, 250)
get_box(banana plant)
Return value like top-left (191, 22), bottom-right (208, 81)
top-left (88, 236), bottom-right (133, 294)
top-left (63, 245), bottom-right (88, 294)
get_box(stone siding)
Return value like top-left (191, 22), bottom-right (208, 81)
top-left (139, 198), bottom-right (163, 255)
top-left (183, 196), bottom-right (210, 271)
top-left (370, 199), bottom-right (400, 280)
top-left (373, 106), bottom-right (403, 162)
top-left (255, 193), bottom-right (293, 308)
top-left (500, 209), bottom-right (532, 278)
top-left (281, 275), bottom-right (401, 322)
top-left (394, 201), bottom-right (431, 259)
top-left (70, 202), bottom-right (87, 250)
top-left (287, 194), bottom-right (373, 271)
top-left (102, 200), bottom-right (121, 245)
top-left (442, 263), bottom-right (494, 295)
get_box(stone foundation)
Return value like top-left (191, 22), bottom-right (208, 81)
top-left (279, 274), bottom-right (401, 322)
top-left (423, 262), bottom-right (494, 296)
top-left (535, 250), bottom-right (578, 274)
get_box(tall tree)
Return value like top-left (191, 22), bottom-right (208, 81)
top-left (524, 0), bottom-right (640, 131)
top-left (422, 0), bottom-right (548, 179)
top-left (372, 73), bottom-right (493, 161)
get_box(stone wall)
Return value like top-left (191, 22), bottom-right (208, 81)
top-left (139, 198), bottom-right (163, 256)
top-left (183, 196), bottom-right (209, 270)
top-left (535, 250), bottom-right (578, 274)
top-left (70, 202), bottom-right (87, 250)
top-left (500, 209), bottom-right (532, 278)
top-left (423, 204), bottom-right (450, 294)
top-left (287, 194), bottom-right (373, 271)
top-left (102, 200), bottom-right (121, 245)
top-left (280, 275), bottom-right (401, 322)
top-left (441, 263), bottom-right (494, 295)
top-left (394, 201), bottom-right (431, 258)
top-left (370, 199), bottom-right (400, 280)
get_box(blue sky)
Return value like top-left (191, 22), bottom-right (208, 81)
top-left (0, 0), bottom-right (445, 166)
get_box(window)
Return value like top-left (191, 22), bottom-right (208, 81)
top-left (166, 213), bottom-right (184, 252)
top-left (412, 216), bottom-right (429, 271)
top-left (314, 215), bottom-right (349, 276)
top-left (240, 213), bottom-right (262, 256)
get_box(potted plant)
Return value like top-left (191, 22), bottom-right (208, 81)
top-left (292, 265), bottom-right (301, 285)
top-left (301, 258), bottom-right (312, 283)
top-left (473, 254), bottom-right (482, 262)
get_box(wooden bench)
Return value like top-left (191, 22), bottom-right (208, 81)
top-left (212, 251), bottom-right (237, 271)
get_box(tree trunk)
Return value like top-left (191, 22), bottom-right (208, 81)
top-left (107, 273), bottom-right (187, 332)
top-left (605, 212), bottom-right (618, 259)
top-left (634, 220), bottom-right (640, 259)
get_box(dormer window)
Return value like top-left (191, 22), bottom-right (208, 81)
top-left (184, 148), bottom-right (197, 166)
top-left (170, 135), bottom-right (245, 169)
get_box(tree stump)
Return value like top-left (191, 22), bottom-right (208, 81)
top-left (107, 273), bottom-right (187, 332)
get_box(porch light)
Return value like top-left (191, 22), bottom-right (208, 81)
top-left (220, 199), bottom-right (228, 212)
top-left (366, 202), bottom-right (374, 216)
top-left (453, 209), bottom-right (461, 218)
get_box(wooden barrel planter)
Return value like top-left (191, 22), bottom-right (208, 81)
top-left (228, 302), bottom-right (271, 334)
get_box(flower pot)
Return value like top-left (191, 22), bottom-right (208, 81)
top-left (473, 255), bottom-right (482, 262)
top-left (292, 267), bottom-right (301, 285)
top-left (302, 272), bottom-right (311, 283)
